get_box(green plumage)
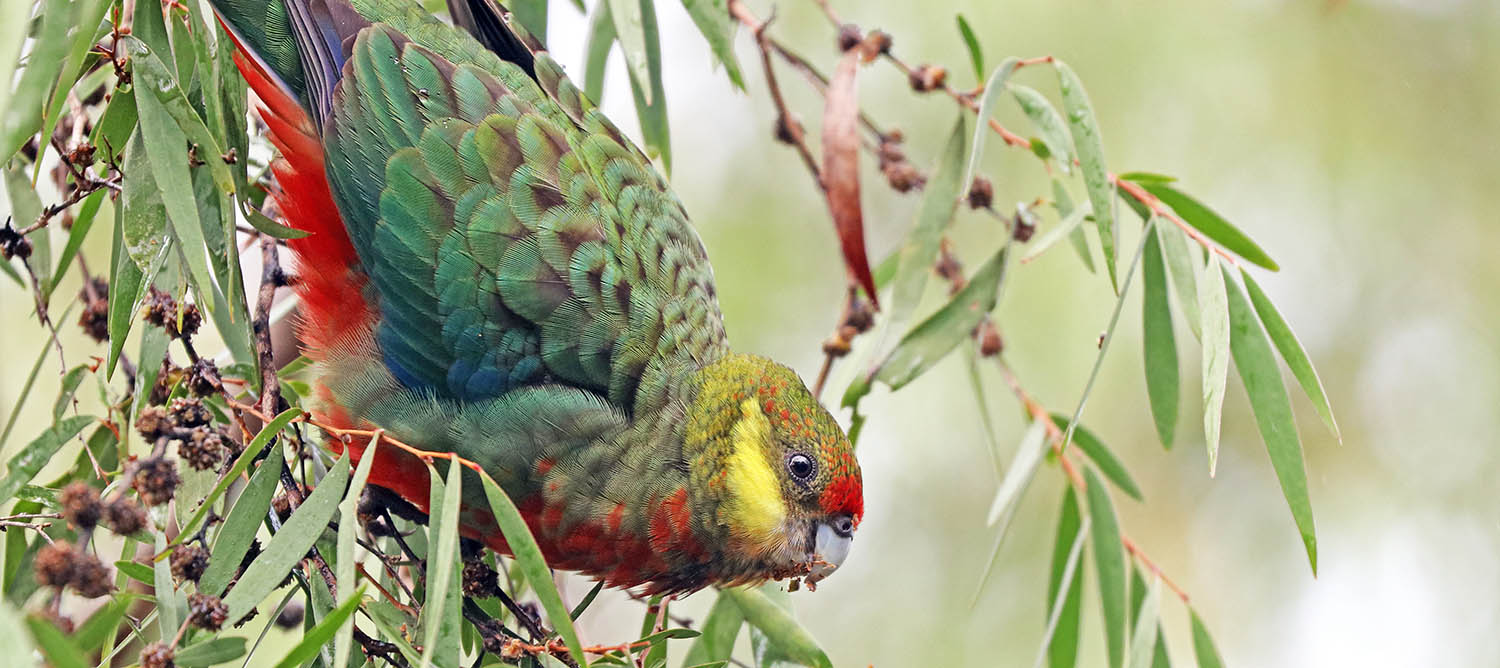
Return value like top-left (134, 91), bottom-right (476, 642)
top-left (212, 0), bottom-right (861, 592)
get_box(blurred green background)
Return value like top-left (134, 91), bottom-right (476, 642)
top-left (5, 0), bottom-right (1498, 665)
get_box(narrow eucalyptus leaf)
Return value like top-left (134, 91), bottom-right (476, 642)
top-left (1085, 467), bottom-right (1127, 668)
top-left (1142, 227), bottom-right (1179, 449)
top-left (1011, 83), bottom-right (1074, 173)
top-left (1241, 270), bottom-right (1339, 441)
top-left (875, 244), bottom-right (1007, 390)
top-left (1054, 60), bottom-right (1116, 289)
top-left (1224, 267), bottom-right (1317, 573)
top-left (1199, 255), bottom-right (1230, 476)
top-left (1142, 182), bottom-right (1277, 271)
top-left (1190, 609), bottom-right (1225, 668)
top-left (1049, 415), bottom-right (1142, 501)
top-left (682, 0), bottom-right (745, 89)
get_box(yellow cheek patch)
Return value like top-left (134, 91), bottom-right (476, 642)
top-left (721, 399), bottom-right (786, 549)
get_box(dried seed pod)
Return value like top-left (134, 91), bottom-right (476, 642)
top-left (34, 543), bottom-right (79, 589)
top-left (462, 558), bottom-right (503, 599)
top-left (130, 457), bottom-right (180, 506)
top-left (908, 64), bottom-right (947, 92)
top-left (275, 600), bottom-right (304, 629)
top-left (71, 553), bottom-right (113, 598)
top-left (836, 24), bottom-right (862, 52)
top-left (967, 176), bottom-right (995, 210)
top-left (103, 497), bottom-right (148, 535)
top-left (185, 359), bottom-right (222, 397)
top-left (136, 406), bottom-right (171, 441)
top-left (187, 592), bottom-right (229, 631)
top-left (139, 642), bottom-right (175, 668)
top-left (978, 321), bottom-right (1004, 357)
top-left (168, 397), bottom-right (212, 428)
top-left (60, 482), bottom-right (103, 530)
top-left (170, 544), bottom-right (210, 583)
top-left (178, 427), bottom-right (225, 472)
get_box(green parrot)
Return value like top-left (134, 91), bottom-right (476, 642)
top-left (209, 0), bottom-right (863, 593)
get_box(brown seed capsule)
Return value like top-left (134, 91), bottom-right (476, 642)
top-left (908, 64), bottom-right (947, 92)
top-left (967, 176), bottom-right (995, 210)
top-left (883, 161), bottom-right (924, 192)
top-left (60, 482), bottom-right (103, 530)
top-left (103, 497), bottom-right (148, 535)
top-left (34, 543), bottom-right (79, 589)
top-left (978, 322), bottom-right (1004, 357)
top-left (139, 641), bottom-right (175, 668)
top-left (142, 288), bottom-right (176, 328)
top-left (178, 427), bottom-right (225, 472)
top-left (130, 457), bottom-right (180, 506)
top-left (821, 334), bottom-right (852, 357)
top-left (462, 558), bottom-right (503, 599)
top-left (71, 553), bottom-right (113, 598)
top-left (136, 406), bottom-right (171, 441)
top-left (864, 30), bottom-right (893, 56)
top-left (185, 359), bottom-right (222, 397)
top-left (169, 397), bottom-right (212, 428)
top-left (837, 23), bottom-right (862, 52)
top-left (187, 592), bottom-right (229, 631)
top-left (176, 302), bottom-right (202, 338)
top-left (170, 543), bottom-right (210, 583)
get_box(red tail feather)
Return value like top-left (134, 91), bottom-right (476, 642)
top-left (227, 47), bottom-right (372, 357)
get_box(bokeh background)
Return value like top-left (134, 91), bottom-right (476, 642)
top-left (4, 0), bottom-right (1498, 665)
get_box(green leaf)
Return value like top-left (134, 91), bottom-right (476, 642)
top-left (722, 587), bottom-right (832, 668)
top-left (477, 469), bottom-right (589, 667)
top-left (1142, 227), bottom-right (1179, 449)
top-left (120, 36), bottom-right (237, 197)
top-left (1041, 490), bottom-right (1087, 668)
top-left (0, 0), bottom-right (75, 160)
top-left (956, 15), bottom-right (984, 82)
top-left (131, 61), bottom-right (219, 322)
top-left (419, 459), bottom-right (463, 668)
top-left (582, 0), bottom-right (617, 103)
top-left (1011, 84), bottom-right (1074, 174)
top-left (26, 614), bottom-right (89, 668)
top-left (1118, 172), bottom-right (1176, 185)
top-left (873, 244), bottom-right (1008, 390)
top-left (71, 595), bottom-right (129, 649)
top-left (199, 413), bottom-right (294, 596)
top-left (175, 636), bottom-right (248, 667)
top-left (272, 586), bottom-right (365, 668)
top-left (335, 436), bottom-right (379, 668)
top-left (0, 2), bottom-right (34, 138)
top-left (1224, 267), bottom-right (1317, 573)
top-left (1127, 574), bottom-right (1162, 668)
top-left (683, 593), bottom-right (745, 667)
top-left (609, 0), bottom-right (654, 104)
top-left (46, 189), bottom-right (104, 300)
top-left (1199, 255), bottom-right (1230, 476)
top-left (1241, 270), bottom-right (1339, 441)
top-left (0, 601), bottom-right (35, 666)
top-left (4, 166), bottom-right (48, 288)
top-left (34, 0), bottom-right (112, 181)
top-left (1057, 218), bottom-right (1157, 458)
top-left (176, 408), bottom-right (301, 554)
top-left (1049, 415), bottom-right (1142, 501)
top-left (682, 0), bottom-right (745, 89)
top-left (1024, 195), bottom-right (1089, 265)
top-left (241, 204), bottom-right (309, 239)
top-left (113, 560), bottom-right (155, 586)
top-left (1053, 180), bottom-right (1095, 272)
top-left (222, 456), bottom-right (350, 622)
top-left (1189, 609), bottom-right (1225, 668)
top-left (1157, 224), bottom-right (1200, 340)
top-left (887, 115), bottom-right (969, 327)
top-left (987, 418), bottom-right (1048, 526)
top-left (1085, 467), bottom-right (1127, 668)
top-left (511, 0), bottom-right (548, 42)
top-left (963, 345), bottom-right (1005, 478)
top-left (626, 0), bottom-right (670, 173)
top-left (1128, 568), bottom-right (1171, 668)
top-left (1141, 182), bottom-right (1277, 271)
top-left (154, 532), bottom-right (184, 640)
top-left (964, 58), bottom-right (1019, 190)
top-left (571, 580), bottom-right (605, 620)
top-left (0, 415), bottom-right (94, 502)
top-left (119, 130), bottom-right (172, 271)
top-left (1054, 60), bottom-right (1116, 289)
top-left (51, 364), bottom-right (88, 421)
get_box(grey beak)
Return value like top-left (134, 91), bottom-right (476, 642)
top-left (806, 515), bottom-right (855, 585)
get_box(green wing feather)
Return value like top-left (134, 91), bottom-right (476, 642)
top-left (320, 13), bottom-right (728, 416)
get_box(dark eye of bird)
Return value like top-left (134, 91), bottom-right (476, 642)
top-left (786, 453), bottom-right (816, 481)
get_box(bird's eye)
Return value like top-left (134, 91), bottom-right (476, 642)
top-left (786, 453), bottom-right (816, 481)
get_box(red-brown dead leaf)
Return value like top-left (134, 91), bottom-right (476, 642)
top-left (821, 47), bottom-right (880, 309)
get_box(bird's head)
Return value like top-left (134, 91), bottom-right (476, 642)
top-left (688, 354), bottom-right (863, 587)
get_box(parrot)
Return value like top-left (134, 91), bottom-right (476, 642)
top-left (208, 0), bottom-right (863, 594)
